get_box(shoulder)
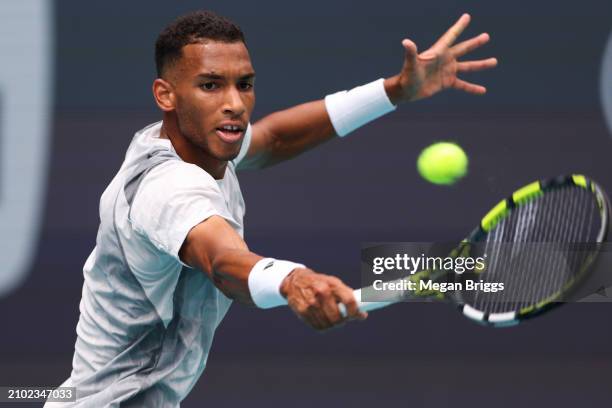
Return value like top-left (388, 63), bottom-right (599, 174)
top-left (144, 159), bottom-right (220, 194)
top-left (128, 158), bottom-right (226, 229)
top-left (128, 158), bottom-right (233, 258)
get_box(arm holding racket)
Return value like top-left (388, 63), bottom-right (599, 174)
top-left (179, 215), bottom-right (366, 330)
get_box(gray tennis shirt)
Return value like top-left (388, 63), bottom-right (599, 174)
top-left (45, 121), bottom-right (251, 407)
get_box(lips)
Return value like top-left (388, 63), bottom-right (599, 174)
top-left (215, 124), bottom-right (245, 144)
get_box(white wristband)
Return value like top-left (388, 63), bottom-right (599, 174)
top-left (324, 78), bottom-right (397, 137)
top-left (248, 258), bottom-right (305, 309)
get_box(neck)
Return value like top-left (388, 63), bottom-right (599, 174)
top-left (160, 112), bottom-right (227, 180)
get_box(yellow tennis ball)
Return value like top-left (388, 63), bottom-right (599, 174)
top-left (417, 142), bottom-right (468, 185)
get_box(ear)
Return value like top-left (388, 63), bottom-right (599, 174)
top-left (152, 78), bottom-right (175, 112)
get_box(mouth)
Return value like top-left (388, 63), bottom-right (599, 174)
top-left (215, 124), bottom-right (245, 144)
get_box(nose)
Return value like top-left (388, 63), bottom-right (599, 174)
top-left (222, 87), bottom-right (246, 117)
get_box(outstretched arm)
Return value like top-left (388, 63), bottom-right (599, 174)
top-left (240, 99), bottom-right (335, 169)
top-left (180, 215), bottom-right (366, 330)
top-left (240, 13), bottom-right (496, 169)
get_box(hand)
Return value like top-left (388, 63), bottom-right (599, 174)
top-left (386, 13), bottom-right (498, 104)
top-left (280, 268), bottom-right (367, 331)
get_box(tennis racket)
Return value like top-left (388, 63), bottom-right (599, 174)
top-left (342, 174), bottom-right (611, 327)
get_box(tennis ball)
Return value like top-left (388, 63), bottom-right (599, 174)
top-left (417, 142), bottom-right (468, 185)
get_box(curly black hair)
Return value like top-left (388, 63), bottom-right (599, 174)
top-left (155, 10), bottom-right (246, 78)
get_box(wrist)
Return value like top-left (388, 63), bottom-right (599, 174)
top-left (384, 75), bottom-right (403, 105)
top-left (324, 78), bottom-right (397, 137)
top-left (248, 258), bottom-right (305, 309)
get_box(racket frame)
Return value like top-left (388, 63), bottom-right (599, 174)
top-left (350, 174), bottom-right (610, 328)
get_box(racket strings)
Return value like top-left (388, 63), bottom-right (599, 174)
top-left (465, 186), bottom-right (601, 315)
top-left (532, 188), bottom-right (577, 309)
top-left (526, 188), bottom-right (569, 311)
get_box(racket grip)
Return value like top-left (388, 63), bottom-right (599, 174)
top-left (339, 288), bottom-right (396, 317)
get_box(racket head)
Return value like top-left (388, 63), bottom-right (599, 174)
top-left (448, 174), bottom-right (611, 327)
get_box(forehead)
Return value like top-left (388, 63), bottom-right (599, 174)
top-left (176, 41), bottom-right (253, 77)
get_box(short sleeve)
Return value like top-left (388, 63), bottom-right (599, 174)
top-left (231, 123), bottom-right (252, 168)
top-left (129, 160), bottom-right (238, 263)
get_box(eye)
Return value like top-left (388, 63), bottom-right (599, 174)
top-left (238, 82), bottom-right (253, 91)
top-left (200, 82), bottom-right (218, 91)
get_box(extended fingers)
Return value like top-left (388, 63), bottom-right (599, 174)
top-left (453, 79), bottom-right (487, 95)
top-left (433, 13), bottom-right (471, 50)
top-left (457, 57), bottom-right (498, 73)
top-left (452, 33), bottom-right (490, 58)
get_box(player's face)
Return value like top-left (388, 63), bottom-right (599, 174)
top-left (171, 41), bottom-right (255, 162)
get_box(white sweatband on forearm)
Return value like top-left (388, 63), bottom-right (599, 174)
top-left (324, 78), bottom-right (397, 137)
top-left (248, 258), bottom-right (305, 309)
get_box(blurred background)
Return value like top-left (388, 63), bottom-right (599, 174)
top-left (1, 0), bottom-right (612, 406)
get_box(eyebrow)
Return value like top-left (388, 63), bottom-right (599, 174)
top-left (197, 72), bottom-right (256, 81)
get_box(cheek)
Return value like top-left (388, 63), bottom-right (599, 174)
top-left (192, 93), bottom-right (224, 123)
top-left (245, 93), bottom-right (256, 114)
top-left (177, 94), bottom-right (217, 130)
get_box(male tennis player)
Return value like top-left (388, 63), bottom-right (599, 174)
top-left (46, 10), bottom-right (496, 407)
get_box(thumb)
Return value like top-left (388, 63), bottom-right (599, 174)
top-left (401, 39), bottom-right (418, 68)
